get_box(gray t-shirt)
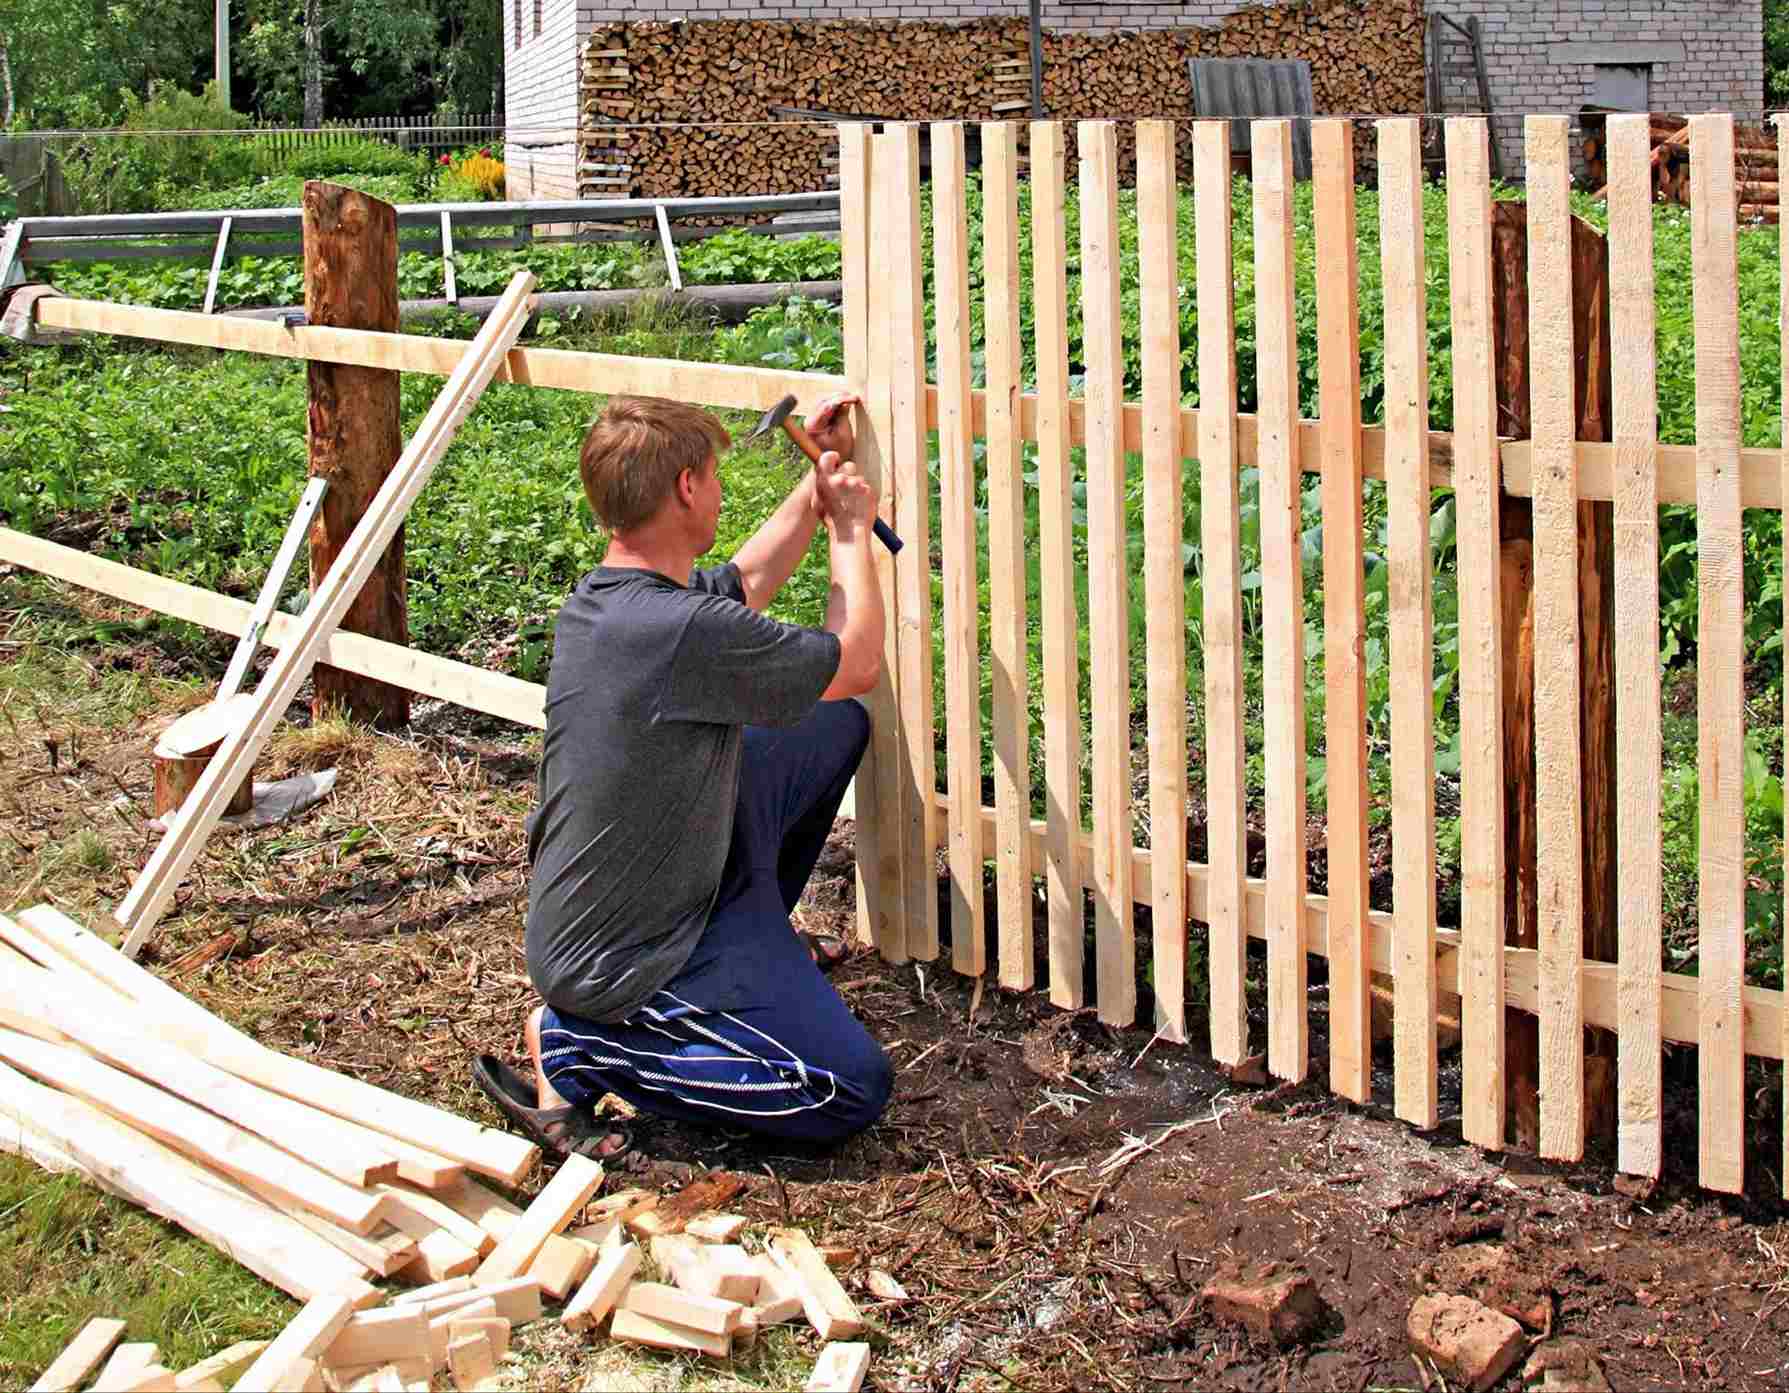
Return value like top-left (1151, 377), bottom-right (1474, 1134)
top-left (524, 562), bottom-right (841, 1023)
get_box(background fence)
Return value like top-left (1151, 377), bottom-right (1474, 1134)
top-left (839, 112), bottom-right (1784, 1198)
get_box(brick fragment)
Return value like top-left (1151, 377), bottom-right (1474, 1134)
top-left (1202, 1265), bottom-right (1327, 1346)
top-left (1408, 1294), bottom-right (1525, 1393)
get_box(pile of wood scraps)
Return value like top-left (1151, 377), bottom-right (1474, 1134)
top-left (1585, 112), bottom-right (1781, 222)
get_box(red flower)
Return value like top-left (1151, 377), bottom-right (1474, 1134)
top-left (479, 147), bottom-right (491, 157)
top-left (440, 154), bottom-right (451, 165)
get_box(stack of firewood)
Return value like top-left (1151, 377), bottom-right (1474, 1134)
top-left (1584, 112), bottom-right (1781, 223)
top-left (577, 2), bottom-right (1426, 199)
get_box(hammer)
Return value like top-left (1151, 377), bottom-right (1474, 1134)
top-left (746, 394), bottom-right (903, 554)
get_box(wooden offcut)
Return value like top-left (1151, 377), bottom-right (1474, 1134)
top-left (29, 1316), bottom-right (127, 1393)
top-left (767, 1229), bottom-right (864, 1340)
top-left (609, 1308), bottom-right (730, 1360)
top-left (561, 1241), bottom-right (641, 1332)
top-left (620, 1282), bottom-right (744, 1336)
top-left (805, 1342), bottom-right (872, 1393)
top-left (473, 1154), bottom-right (603, 1283)
top-left (232, 1288), bottom-right (360, 1391)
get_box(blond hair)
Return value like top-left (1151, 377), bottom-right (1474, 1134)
top-left (578, 396), bottom-right (731, 532)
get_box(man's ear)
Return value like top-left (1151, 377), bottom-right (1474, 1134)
top-left (674, 466), bottom-right (696, 508)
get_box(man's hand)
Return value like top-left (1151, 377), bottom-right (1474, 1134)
top-left (805, 392), bottom-right (862, 461)
top-left (813, 449), bottom-right (874, 544)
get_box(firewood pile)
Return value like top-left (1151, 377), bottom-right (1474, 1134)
top-left (1584, 112), bottom-right (1782, 223)
top-left (578, 2), bottom-right (1425, 199)
top-left (2, 904), bottom-right (877, 1392)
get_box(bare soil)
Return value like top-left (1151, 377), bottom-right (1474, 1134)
top-left (6, 576), bottom-right (1789, 1391)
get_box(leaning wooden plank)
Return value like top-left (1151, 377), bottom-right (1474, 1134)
top-left (173, 1341), bottom-right (269, 1393)
top-left (1253, 119), bottom-right (1309, 1083)
top-left (933, 120), bottom-right (986, 979)
top-left (114, 270), bottom-right (538, 953)
top-left (1526, 115), bottom-right (1587, 1163)
top-left (1608, 111), bottom-right (1664, 1182)
top-left (28, 1316), bottom-right (127, 1393)
top-left (886, 123), bottom-right (940, 964)
top-left (0, 959), bottom-right (398, 1189)
top-left (806, 1343), bottom-right (872, 1393)
top-left (562, 1241), bottom-right (641, 1332)
top-left (766, 1229), bottom-right (865, 1340)
top-left (232, 1289), bottom-right (362, 1392)
top-left (1079, 119), bottom-right (1136, 1028)
top-left (1443, 117), bottom-right (1508, 1151)
top-left (981, 120), bottom-right (1034, 991)
top-left (0, 1026), bottom-right (387, 1233)
top-left (1691, 113), bottom-right (1747, 1196)
top-left (1195, 120), bottom-right (1249, 1068)
top-left (1031, 119), bottom-right (1086, 1010)
top-left (473, 1154), bottom-right (604, 1284)
top-left (1137, 117), bottom-right (1187, 1043)
top-left (1312, 118), bottom-right (1372, 1103)
top-left (11, 904), bottom-right (537, 1186)
top-left (1376, 116), bottom-right (1440, 1131)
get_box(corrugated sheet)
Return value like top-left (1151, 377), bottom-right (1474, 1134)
top-left (1186, 58), bottom-right (1316, 180)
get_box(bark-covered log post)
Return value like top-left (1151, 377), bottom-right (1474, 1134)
top-left (302, 181), bottom-right (409, 728)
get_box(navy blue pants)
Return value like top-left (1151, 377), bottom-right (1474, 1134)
top-left (539, 700), bottom-right (891, 1144)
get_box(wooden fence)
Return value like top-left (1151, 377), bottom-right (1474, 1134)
top-left (246, 115), bottom-right (501, 162)
top-left (838, 113), bottom-right (1782, 1198)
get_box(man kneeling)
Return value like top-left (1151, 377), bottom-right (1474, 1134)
top-left (475, 394), bottom-right (892, 1160)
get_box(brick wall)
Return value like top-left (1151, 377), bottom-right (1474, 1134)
top-left (505, 0), bottom-right (581, 199)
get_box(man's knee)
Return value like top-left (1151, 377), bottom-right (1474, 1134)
top-left (820, 697), bottom-right (871, 763)
top-left (819, 1036), bottom-right (892, 1141)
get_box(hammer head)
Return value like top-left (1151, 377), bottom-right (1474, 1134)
top-left (746, 393), bottom-right (800, 442)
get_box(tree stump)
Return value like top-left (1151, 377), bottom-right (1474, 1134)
top-left (152, 696), bottom-right (257, 820)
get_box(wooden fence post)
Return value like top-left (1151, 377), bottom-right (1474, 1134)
top-left (303, 181), bottom-right (410, 728)
top-left (1488, 200), bottom-right (1619, 1150)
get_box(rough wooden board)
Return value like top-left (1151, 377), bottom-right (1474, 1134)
top-left (767, 1229), bottom-right (865, 1340)
top-left (1442, 116), bottom-right (1508, 1151)
top-left (428, 1299), bottom-right (495, 1368)
top-left (639, 1174), bottom-right (746, 1238)
top-left (448, 1317), bottom-right (509, 1359)
top-left (805, 1342), bottom-right (872, 1393)
top-left (418, 1278), bottom-right (541, 1328)
top-left (474, 1155), bottom-right (604, 1284)
top-left (1030, 118), bottom-right (1085, 1010)
top-left (587, 1189), bottom-right (656, 1222)
top-left (175, 1344), bottom-right (268, 1393)
top-left (278, 1210), bottom-right (417, 1278)
top-left (681, 1213), bottom-right (747, 1243)
top-left (1608, 110), bottom-right (1664, 1182)
top-left (752, 1295), bottom-right (805, 1326)
top-left (608, 1309), bottom-right (730, 1360)
top-left (444, 1332), bottom-right (494, 1389)
top-left (1690, 113), bottom-right (1747, 1196)
top-left (1252, 118), bottom-right (1309, 1083)
top-left (384, 1208), bottom-right (480, 1284)
top-left (375, 1186), bottom-right (494, 1258)
top-left (363, 1138), bottom-right (462, 1192)
top-left (234, 1289), bottom-right (361, 1391)
top-left (524, 1223), bottom-right (597, 1300)
top-left (28, 1315), bottom-right (127, 1392)
top-left (115, 1367), bottom-right (178, 1393)
top-left (673, 1243), bottom-right (759, 1303)
top-left (391, 1277), bottom-right (472, 1307)
top-left (1376, 116), bottom-right (1440, 1132)
top-left (268, 1357), bottom-right (321, 1393)
top-left (321, 1308), bottom-right (429, 1370)
top-left (562, 1242), bottom-right (641, 1333)
top-left (620, 1281), bottom-right (744, 1335)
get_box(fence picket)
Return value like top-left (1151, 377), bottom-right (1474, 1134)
top-left (983, 122), bottom-right (1035, 991)
top-left (1253, 119), bottom-right (1309, 1082)
top-left (933, 122), bottom-right (985, 979)
top-left (1079, 120), bottom-right (1135, 1027)
top-left (1196, 121), bottom-right (1249, 1068)
top-left (1377, 117), bottom-right (1438, 1130)
top-left (864, 127), bottom-right (909, 964)
top-left (1136, 119), bottom-right (1187, 1043)
top-left (1526, 115), bottom-right (1587, 1162)
top-left (1607, 113), bottom-right (1664, 1181)
top-left (887, 123), bottom-right (938, 964)
top-left (1781, 110), bottom-right (1789, 1201)
top-left (1443, 117), bottom-right (1507, 1150)
top-left (1690, 113), bottom-right (1746, 1196)
top-left (1032, 120), bottom-right (1086, 1010)
top-left (1313, 119), bottom-right (1371, 1102)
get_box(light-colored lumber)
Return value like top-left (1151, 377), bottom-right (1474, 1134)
top-left (0, 958), bottom-right (398, 1190)
top-left (860, 126), bottom-right (908, 962)
top-left (113, 271), bottom-right (538, 954)
top-left (1194, 120), bottom-right (1249, 1068)
top-left (608, 1309), bottom-right (730, 1360)
top-left (1312, 118), bottom-right (1371, 1103)
top-left (0, 1060), bottom-right (377, 1303)
top-left (473, 1154), bottom-right (604, 1284)
top-left (427, 1300), bottom-right (495, 1368)
top-left (1031, 118), bottom-right (1085, 1010)
top-left (322, 1308), bottom-right (430, 1370)
top-left (806, 1342), bottom-right (872, 1393)
top-left (376, 1185), bottom-right (495, 1258)
top-left (981, 119), bottom-right (1034, 991)
top-left (174, 1342), bottom-right (268, 1392)
top-left (392, 1277), bottom-right (473, 1307)
top-left (1527, 115), bottom-right (1587, 1163)
top-left (752, 1252), bottom-right (803, 1309)
top-left (767, 1229), bottom-right (865, 1340)
top-left (1252, 118), bottom-right (1309, 1083)
top-left (562, 1240), bottom-right (641, 1332)
top-left (667, 1243), bottom-right (758, 1303)
top-left (444, 1331), bottom-right (494, 1389)
top-left (415, 1278), bottom-right (539, 1328)
top-left (0, 1026), bottom-right (387, 1234)
top-left (682, 1213), bottom-right (748, 1242)
top-left (1376, 116), bottom-right (1439, 1131)
top-left (1443, 116), bottom-right (1508, 1150)
top-left (268, 1358), bottom-right (320, 1393)
top-left (363, 1139), bottom-right (462, 1192)
top-left (933, 120), bottom-right (986, 980)
top-left (587, 1188), bottom-right (656, 1222)
top-left (96, 1343), bottom-right (160, 1392)
top-left (30, 1317), bottom-right (128, 1393)
top-left (1608, 111), bottom-right (1664, 1182)
top-left (390, 1227), bottom-right (480, 1284)
top-left (1136, 117), bottom-right (1187, 1043)
top-left (233, 1288), bottom-right (361, 1391)
top-left (752, 1294), bottom-right (805, 1327)
top-left (837, 118), bottom-right (896, 952)
top-left (117, 1367), bottom-right (178, 1393)
top-left (1078, 119), bottom-right (1135, 1027)
top-left (448, 1317), bottom-right (508, 1360)
top-left (620, 1282), bottom-right (744, 1335)
top-left (525, 1222), bottom-right (597, 1300)
top-left (885, 123), bottom-right (939, 964)
top-left (1690, 112), bottom-right (1747, 1196)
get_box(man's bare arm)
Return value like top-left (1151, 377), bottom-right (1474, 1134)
top-left (730, 393), bottom-right (863, 612)
top-left (815, 451), bottom-right (883, 700)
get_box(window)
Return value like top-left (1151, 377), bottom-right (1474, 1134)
top-left (533, 0), bottom-right (542, 38)
top-left (513, 0), bottom-right (521, 47)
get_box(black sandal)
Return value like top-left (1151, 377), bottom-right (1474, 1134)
top-left (798, 929), bottom-right (850, 974)
top-left (471, 1054), bottom-right (640, 1164)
